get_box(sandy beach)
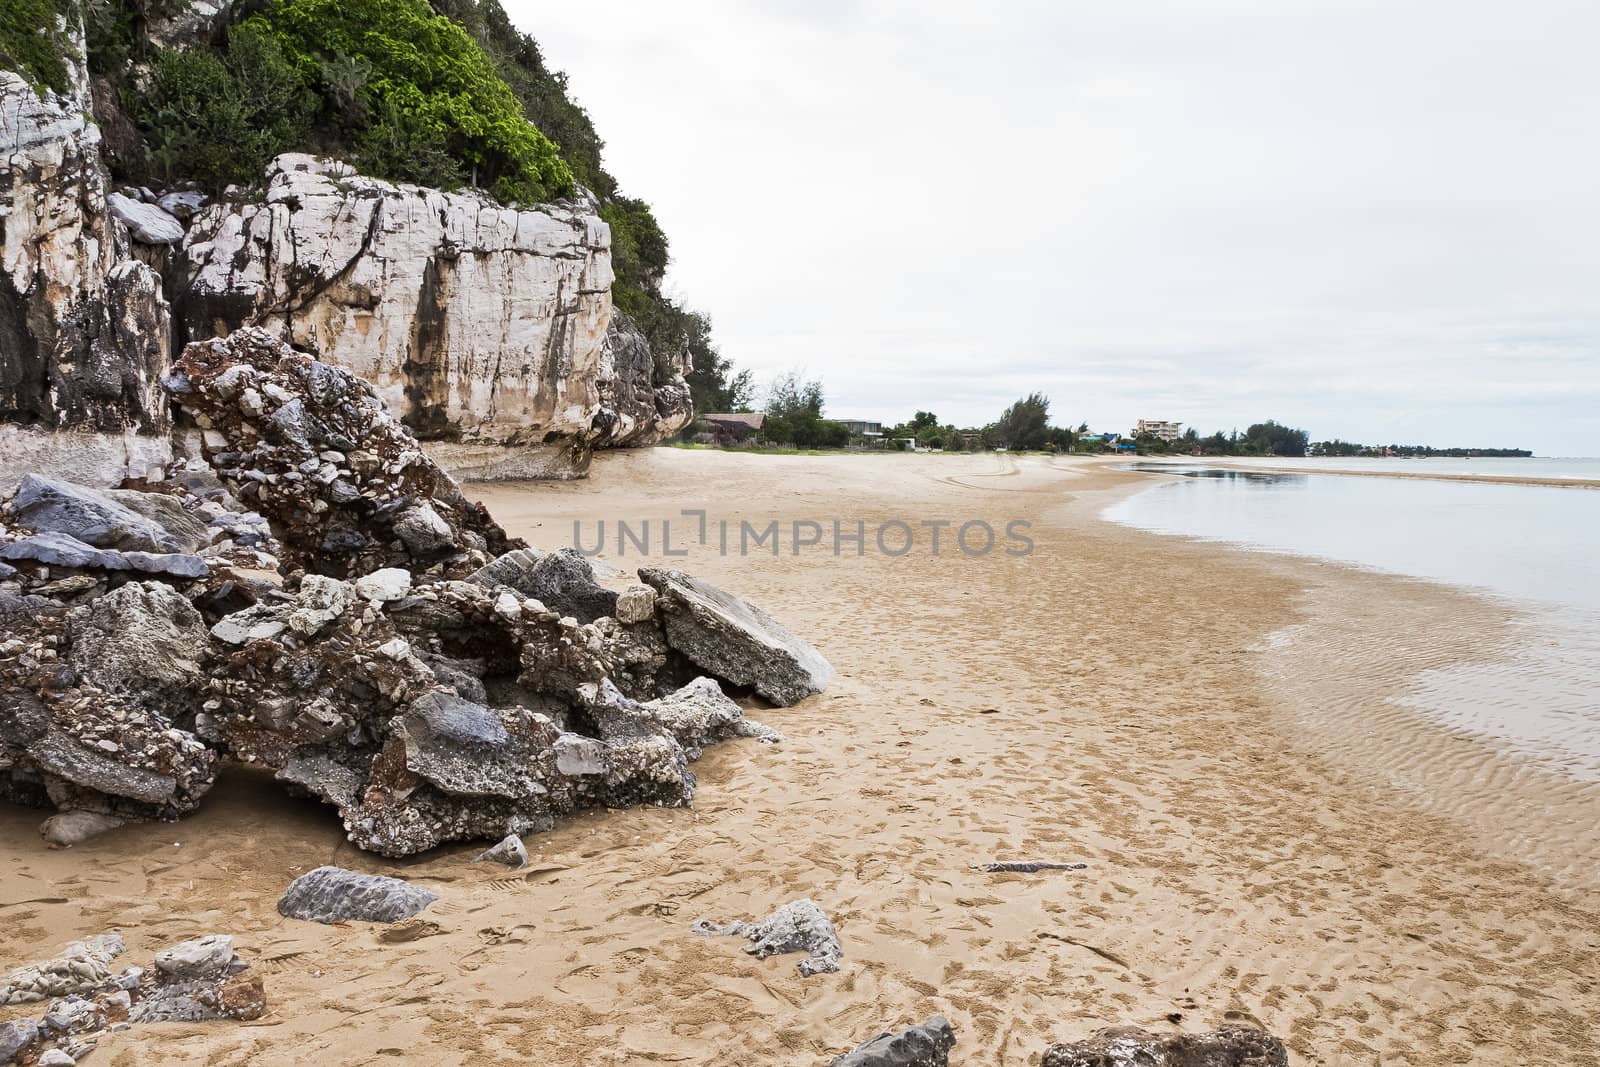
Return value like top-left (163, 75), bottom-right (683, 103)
top-left (2, 450), bottom-right (1596, 1065)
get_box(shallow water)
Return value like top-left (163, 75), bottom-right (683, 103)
top-left (1189, 455), bottom-right (1600, 481)
top-left (1103, 467), bottom-right (1600, 779)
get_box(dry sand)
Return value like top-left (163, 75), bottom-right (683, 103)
top-left (2, 450), bottom-right (1596, 1065)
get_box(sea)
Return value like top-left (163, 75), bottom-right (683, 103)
top-left (1103, 460), bottom-right (1600, 781)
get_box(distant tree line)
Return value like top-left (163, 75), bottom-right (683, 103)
top-left (1311, 440), bottom-right (1531, 458)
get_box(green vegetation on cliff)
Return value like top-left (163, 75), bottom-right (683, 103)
top-left (70, 0), bottom-right (742, 414)
top-left (1, 0), bottom-right (76, 94)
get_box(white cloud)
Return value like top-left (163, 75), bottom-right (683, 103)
top-left (509, 0), bottom-right (1600, 455)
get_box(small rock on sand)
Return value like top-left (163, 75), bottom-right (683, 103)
top-left (474, 833), bottom-right (528, 868)
top-left (277, 867), bottom-right (439, 924)
top-left (39, 811), bottom-right (125, 848)
top-left (830, 1015), bottom-right (957, 1067)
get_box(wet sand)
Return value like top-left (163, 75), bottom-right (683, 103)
top-left (2, 451), bottom-right (1596, 1065)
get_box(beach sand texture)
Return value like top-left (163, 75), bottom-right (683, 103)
top-left (1, 451), bottom-right (1595, 1065)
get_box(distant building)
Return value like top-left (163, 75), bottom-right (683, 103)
top-left (700, 412), bottom-right (765, 444)
top-left (838, 419), bottom-right (885, 447)
top-left (1134, 419), bottom-right (1183, 442)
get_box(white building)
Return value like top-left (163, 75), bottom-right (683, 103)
top-left (1135, 419), bottom-right (1184, 442)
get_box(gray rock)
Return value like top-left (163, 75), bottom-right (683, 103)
top-left (523, 549), bottom-right (617, 624)
top-left (645, 676), bottom-right (782, 759)
top-left (37, 1048), bottom-right (75, 1066)
top-left (590, 307), bottom-right (694, 448)
top-left (613, 584), bottom-right (656, 624)
top-left (830, 1015), bottom-right (957, 1067)
top-left (130, 934), bottom-right (265, 1024)
top-left (65, 581), bottom-right (209, 706)
top-left (474, 833), bottom-right (528, 868)
top-left (39, 810), bottom-right (125, 847)
top-left (0, 532), bottom-right (208, 578)
top-left (1040, 1027), bottom-right (1290, 1067)
top-left (639, 568), bottom-right (832, 706)
top-left (153, 935), bottom-right (237, 980)
top-left (392, 503), bottom-right (456, 555)
top-left (209, 604), bottom-right (288, 646)
top-left (553, 733), bottom-right (608, 776)
top-left (285, 575), bottom-right (355, 637)
top-left (107, 192), bottom-right (185, 244)
top-left (354, 567), bottom-right (412, 603)
top-left (7, 476), bottom-right (207, 553)
top-left (466, 548), bottom-right (545, 594)
top-left (277, 866), bottom-right (439, 924)
top-left (694, 898), bottom-right (844, 977)
top-left (157, 190), bottom-right (208, 219)
top-left (0, 1017), bottom-right (38, 1062)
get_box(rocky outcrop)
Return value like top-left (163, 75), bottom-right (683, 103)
top-left (694, 899), bottom-right (844, 977)
top-left (1, 22), bottom-right (172, 489)
top-left (2, 351), bottom-right (823, 858)
top-left (1041, 1026), bottom-right (1290, 1067)
top-left (177, 155), bottom-right (615, 478)
top-left (830, 1016), bottom-right (957, 1067)
top-left (592, 308), bottom-right (693, 448)
top-left (164, 328), bottom-right (517, 578)
top-left (640, 567), bottom-right (834, 706)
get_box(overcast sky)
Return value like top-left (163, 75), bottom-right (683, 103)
top-left (512, 1), bottom-right (1600, 455)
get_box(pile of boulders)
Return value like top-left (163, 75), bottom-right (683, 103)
top-left (0, 330), bottom-right (831, 858)
top-left (0, 933), bottom-right (263, 1065)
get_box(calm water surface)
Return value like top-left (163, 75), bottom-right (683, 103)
top-left (1104, 467), bottom-right (1600, 779)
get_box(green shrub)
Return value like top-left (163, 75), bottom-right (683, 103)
top-left (137, 25), bottom-right (312, 189)
top-left (244, 0), bottom-right (572, 202)
top-left (2, 0), bottom-right (76, 95)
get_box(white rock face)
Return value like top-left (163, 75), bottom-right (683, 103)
top-left (0, 18), bottom-right (172, 489)
top-left (179, 155), bottom-right (616, 476)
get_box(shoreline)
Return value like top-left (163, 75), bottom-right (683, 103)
top-left (2, 450), bottom-right (1594, 1064)
top-left (1104, 454), bottom-right (1600, 490)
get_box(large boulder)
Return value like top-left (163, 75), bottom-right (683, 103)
top-left (638, 568), bottom-right (832, 706)
top-left (6, 475), bottom-right (209, 553)
top-left (830, 1016), bottom-right (957, 1067)
top-left (1041, 1026), bottom-right (1290, 1067)
top-left (65, 581), bottom-right (209, 707)
top-left (1, 583), bottom-right (216, 819)
top-left (163, 328), bottom-right (519, 578)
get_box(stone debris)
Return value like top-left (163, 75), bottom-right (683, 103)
top-left (474, 833), bottom-right (529, 868)
top-left (0, 933), bottom-right (262, 1063)
top-left (694, 898), bottom-right (844, 977)
top-left (639, 567), bottom-right (833, 706)
top-left (829, 1015), bottom-right (958, 1067)
top-left (0, 935), bottom-right (125, 1006)
top-left (974, 861), bottom-right (1088, 873)
top-left (1040, 1026), bottom-right (1290, 1067)
top-left (163, 329), bottom-right (518, 578)
top-left (278, 866), bottom-right (440, 924)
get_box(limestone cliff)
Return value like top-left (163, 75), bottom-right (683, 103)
top-left (0, 3), bottom-right (698, 488)
top-left (179, 154), bottom-right (618, 479)
top-left (0, 18), bottom-right (172, 486)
